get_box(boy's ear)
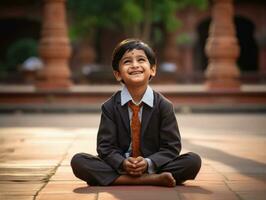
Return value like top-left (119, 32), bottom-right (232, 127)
top-left (113, 70), bottom-right (122, 82)
top-left (149, 65), bottom-right (157, 81)
top-left (150, 65), bottom-right (157, 77)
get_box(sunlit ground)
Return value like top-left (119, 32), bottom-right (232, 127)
top-left (0, 113), bottom-right (265, 200)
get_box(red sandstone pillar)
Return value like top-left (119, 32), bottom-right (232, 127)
top-left (36, 0), bottom-right (72, 89)
top-left (205, 0), bottom-right (240, 90)
top-left (163, 33), bottom-right (179, 66)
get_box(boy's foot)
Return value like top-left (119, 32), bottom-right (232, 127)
top-left (157, 172), bottom-right (176, 187)
top-left (113, 172), bottom-right (176, 187)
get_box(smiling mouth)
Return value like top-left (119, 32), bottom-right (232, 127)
top-left (129, 71), bottom-right (143, 75)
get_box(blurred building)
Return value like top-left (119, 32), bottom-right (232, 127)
top-left (0, 0), bottom-right (265, 85)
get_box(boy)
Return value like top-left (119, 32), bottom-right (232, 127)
top-left (71, 39), bottom-right (201, 187)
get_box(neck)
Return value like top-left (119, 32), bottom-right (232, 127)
top-left (127, 85), bottom-right (147, 103)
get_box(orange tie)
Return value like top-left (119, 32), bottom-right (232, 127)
top-left (128, 101), bottom-right (142, 157)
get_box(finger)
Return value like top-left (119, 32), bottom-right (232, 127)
top-left (135, 161), bottom-right (145, 168)
top-left (133, 167), bottom-right (145, 174)
top-left (125, 163), bottom-right (136, 170)
top-left (125, 159), bottom-right (136, 168)
top-left (127, 159), bottom-right (138, 167)
top-left (129, 171), bottom-right (142, 176)
top-left (135, 159), bottom-right (147, 168)
top-left (135, 164), bottom-right (148, 173)
top-left (131, 165), bottom-right (146, 172)
top-left (135, 156), bottom-right (144, 162)
top-left (128, 157), bottom-right (137, 164)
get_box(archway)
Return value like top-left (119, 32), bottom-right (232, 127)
top-left (0, 18), bottom-right (41, 62)
top-left (0, 18), bottom-right (41, 82)
top-left (194, 16), bottom-right (258, 72)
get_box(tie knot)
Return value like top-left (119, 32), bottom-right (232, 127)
top-left (128, 101), bottom-right (142, 113)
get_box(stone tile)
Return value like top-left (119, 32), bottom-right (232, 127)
top-left (10, 148), bottom-right (68, 156)
top-left (40, 183), bottom-right (181, 200)
top-left (198, 164), bottom-right (217, 174)
top-left (223, 172), bottom-right (266, 182)
top-left (60, 159), bottom-right (71, 166)
top-left (0, 166), bottom-right (53, 174)
top-left (196, 171), bottom-right (225, 181)
top-left (40, 181), bottom-right (86, 194)
top-left (50, 166), bottom-right (79, 181)
top-left (97, 186), bottom-right (180, 200)
top-left (0, 160), bottom-right (59, 167)
top-left (4, 154), bottom-right (65, 161)
top-left (0, 127), bottom-right (76, 138)
top-left (178, 193), bottom-right (239, 200)
top-left (0, 194), bottom-right (34, 200)
top-left (208, 161), bottom-right (266, 174)
top-left (36, 193), bottom-right (96, 200)
top-left (0, 166), bottom-right (54, 181)
top-left (68, 143), bottom-right (97, 155)
top-left (226, 180), bottom-right (266, 192)
top-left (0, 174), bottom-right (48, 181)
top-left (0, 146), bottom-right (58, 182)
top-left (0, 182), bottom-right (43, 195)
top-left (176, 181), bottom-right (239, 200)
top-left (67, 148), bottom-right (97, 157)
top-left (236, 191), bottom-right (266, 200)
top-left (1, 115), bottom-right (266, 200)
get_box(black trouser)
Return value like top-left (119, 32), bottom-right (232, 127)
top-left (71, 152), bottom-right (201, 186)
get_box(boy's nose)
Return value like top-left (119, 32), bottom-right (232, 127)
top-left (132, 60), bottom-right (140, 68)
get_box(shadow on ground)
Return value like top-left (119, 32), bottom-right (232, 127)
top-left (183, 138), bottom-right (266, 182)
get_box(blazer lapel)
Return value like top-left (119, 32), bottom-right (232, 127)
top-left (117, 102), bottom-right (130, 134)
top-left (141, 104), bottom-right (154, 137)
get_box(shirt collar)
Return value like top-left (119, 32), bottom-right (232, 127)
top-left (121, 85), bottom-right (154, 107)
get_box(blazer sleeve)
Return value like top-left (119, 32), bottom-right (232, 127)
top-left (148, 98), bottom-right (182, 169)
top-left (96, 103), bottom-right (125, 170)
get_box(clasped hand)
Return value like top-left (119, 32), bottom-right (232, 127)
top-left (122, 156), bottom-right (148, 176)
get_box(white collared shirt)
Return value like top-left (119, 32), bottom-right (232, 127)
top-left (120, 85), bottom-right (155, 174)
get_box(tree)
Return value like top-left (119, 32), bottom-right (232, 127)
top-left (67, 0), bottom-right (208, 44)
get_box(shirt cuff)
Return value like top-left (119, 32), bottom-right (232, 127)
top-left (145, 158), bottom-right (156, 174)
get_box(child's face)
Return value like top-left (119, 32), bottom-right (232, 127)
top-left (113, 49), bottom-right (156, 87)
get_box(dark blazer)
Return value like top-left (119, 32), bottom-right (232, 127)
top-left (97, 90), bottom-right (181, 171)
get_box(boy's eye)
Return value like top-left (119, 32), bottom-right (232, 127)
top-left (123, 60), bottom-right (131, 64)
top-left (138, 58), bottom-right (146, 62)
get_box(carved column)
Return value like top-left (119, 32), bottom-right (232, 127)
top-left (205, 0), bottom-right (240, 90)
top-left (36, 0), bottom-right (72, 89)
top-left (163, 33), bottom-right (179, 65)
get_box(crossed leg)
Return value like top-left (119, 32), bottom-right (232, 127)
top-left (71, 152), bottom-right (201, 187)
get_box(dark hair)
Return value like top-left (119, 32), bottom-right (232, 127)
top-left (111, 38), bottom-right (156, 71)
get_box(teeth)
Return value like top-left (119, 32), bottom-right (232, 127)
top-left (130, 71), bottom-right (142, 75)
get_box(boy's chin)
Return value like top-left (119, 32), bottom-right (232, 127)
top-left (125, 79), bottom-right (149, 87)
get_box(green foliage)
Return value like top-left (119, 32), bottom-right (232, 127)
top-left (6, 38), bottom-right (38, 71)
top-left (175, 0), bottom-right (208, 10)
top-left (152, 0), bottom-right (208, 32)
top-left (67, 0), bottom-right (208, 42)
top-left (176, 32), bottom-right (193, 46)
top-left (121, 1), bottom-right (143, 28)
top-left (0, 61), bottom-right (8, 78)
top-left (68, 0), bottom-right (124, 40)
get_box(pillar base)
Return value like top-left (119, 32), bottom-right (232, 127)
top-left (35, 80), bottom-right (72, 91)
top-left (205, 78), bottom-right (241, 91)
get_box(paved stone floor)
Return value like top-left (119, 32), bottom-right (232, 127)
top-left (0, 113), bottom-right (265, 200)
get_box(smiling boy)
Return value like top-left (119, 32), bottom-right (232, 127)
top-left (71, 39), bottom-right (201, 187)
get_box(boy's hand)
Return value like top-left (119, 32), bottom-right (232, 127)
top-left (122, 156), bottom-right (148, 176)
top-left (122, 157), bottom-right (137, 174)
top-left (133, 156), bottom-right (148, 176)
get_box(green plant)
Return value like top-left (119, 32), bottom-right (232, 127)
top-left (176, 32), bottom-right (194, 46)
top-left (67, 0), bottom-right (208, 43)
top-left (6, 38), bottom-right (38, 71)
top-left (0, 61), bottom-right (8, 79)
